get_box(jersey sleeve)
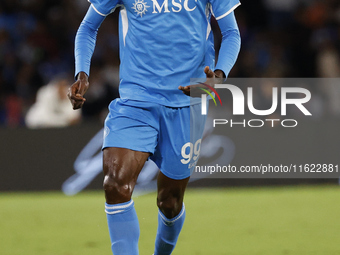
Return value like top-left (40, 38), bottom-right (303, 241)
top-left (214, 12), bottom-right (241, 77)
top-left (75, 5), bottom-right (106, 78)
top-left (209, 0), bottom-right (241, 20)
top-left (88, 0), bottom-right (122, 16)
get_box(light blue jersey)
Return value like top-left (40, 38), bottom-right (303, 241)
top-left (87, 0), bottom-right (240, 106)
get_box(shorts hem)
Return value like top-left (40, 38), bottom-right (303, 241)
top-left (160, 169), bottom-right (191, 180)
top-left (102, 144), bottom-right (153, 155)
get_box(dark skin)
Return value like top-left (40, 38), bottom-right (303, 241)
top-left (68, 66), bottom-right (224, 218)
top-left (178, 66), bottom-right (225, 96)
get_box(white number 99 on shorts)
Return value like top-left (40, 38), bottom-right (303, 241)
top-left (180, 139), bottom-right (202, 165)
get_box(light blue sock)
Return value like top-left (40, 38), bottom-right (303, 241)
top-left (154, 204), bottom-right (186, 255)
top-left (105, 200), bottom-right (140, 255)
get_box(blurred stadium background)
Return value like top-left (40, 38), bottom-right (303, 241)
top-left (1, 0), bottom-right (340, 254)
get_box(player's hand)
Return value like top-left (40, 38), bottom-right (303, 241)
top-left (178, 66), bottom-right (225, 97)
top-left (67, 72), bottom-right (89, 110)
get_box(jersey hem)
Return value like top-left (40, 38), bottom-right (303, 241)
top-left (119, 98), bottom-right (202, 107)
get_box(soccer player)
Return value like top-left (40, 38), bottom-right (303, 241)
top-left (68, 0), bottom-right (241, 254)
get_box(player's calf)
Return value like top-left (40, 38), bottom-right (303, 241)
top-left (154, 173), bottom-right (189, 255)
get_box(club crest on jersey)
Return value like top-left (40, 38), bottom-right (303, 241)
top-left (132, 0), bottom-right (150, 17)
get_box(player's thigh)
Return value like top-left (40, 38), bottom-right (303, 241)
top-left (102, 99), bottom-right (158, 202)
top-left (103, 147), bottom-right (150, 204)
top-left (103, 147), bottom-right (150, 181)
top-left (102, 98), bottom-right (157, 181)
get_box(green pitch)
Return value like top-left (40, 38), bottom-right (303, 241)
top-left (1, 186), bottom-right (339, 255)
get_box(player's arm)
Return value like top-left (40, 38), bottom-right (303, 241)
top-left (214, 11), bottom-right (241, 78)
top-left (179, 11), bottom-right (240, 96)
top-left (68, 5), bottom-right (106, 110)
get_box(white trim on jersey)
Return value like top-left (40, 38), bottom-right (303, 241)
top-left (209, 4), bottom-right (215, 17)
top-left (206, 3), bottom-right (212, 40)
top-left (90, 3), bottom-right (107, 17)
top-left (206, 22), bottom-right (212, 40)
top-left (120, 6), bottom-right (129, 46)
top-left (215, 2), bottom-right (241, 21)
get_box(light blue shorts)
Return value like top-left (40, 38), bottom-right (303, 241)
top-left (103, 99), bottom-right (207, 180)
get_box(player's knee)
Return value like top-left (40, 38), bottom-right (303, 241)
top-left (103, 174), bottom-right (132, 203)
top-left (103, 162), bottom-right (133, 204)
top-left (157, 195), bottom-right (182, 219)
